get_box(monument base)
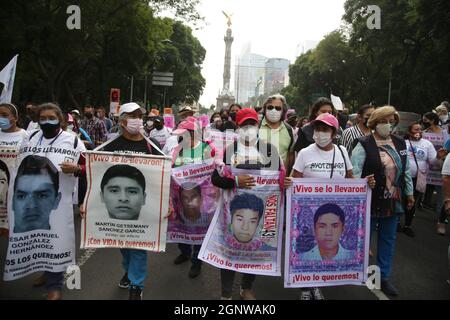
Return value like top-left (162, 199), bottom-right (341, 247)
top-left (216, 94), bottom-right (236, 111)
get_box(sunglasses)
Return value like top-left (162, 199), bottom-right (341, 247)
top-left (267, 105), bottom-right (282, 111)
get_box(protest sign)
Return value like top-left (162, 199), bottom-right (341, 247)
top-left (199, 169), bottom-right (283, 276)
top-left (0, 147), bottom-right (19, 230)
top-left (423, 132), bottom-right (448, 186)
top-left (163, 115), bottom-right (175, 129)
top-left (285, 179), bottom-right (371, 288)
top-left (167, 160), bottom-right (218, 245)
top-left (4, 132), bottom-right (84, 281)
top-left (81, 151), bottom-right (171, 252)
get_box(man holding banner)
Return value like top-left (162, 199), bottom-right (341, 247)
top-left (81, 102), bottom-right (168, 300)
top-left (201, 108), bottom-right (291, 300)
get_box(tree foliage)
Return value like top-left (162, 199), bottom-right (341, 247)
top-left (285, 0), bottom-right (450, 114)
top-left (0, 0), bottom-right (205, 111)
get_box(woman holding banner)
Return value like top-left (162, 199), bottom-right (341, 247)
top-left (351, 106), bottom-right (414, 297)
top-left (211, 108), bottom-right (291, 300)
top-left (170, 116), bottom-right (216, 279)
top-left (6, 103), bottom-right (86, 300)
top-left (0, 103), bottom-right (28, 237)
top-left (291, 113), bottom-right (375, 300)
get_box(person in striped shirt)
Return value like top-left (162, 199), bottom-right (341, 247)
top-left (340, 104), bottom-right (375, 156)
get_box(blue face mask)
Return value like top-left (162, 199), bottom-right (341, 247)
top-left (0, 117), bottom-right (12, 130)
top-left (39, 119), bottom-right (60, 126)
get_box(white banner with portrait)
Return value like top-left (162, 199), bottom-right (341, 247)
top-left (199, 169), bottom-right (283, 276)
top-left (0, 147), bottom-right (19, 230)
top-left (4, 133), bottom-right (83, 281)
top-left (81, 151), bottom-right (171, 252)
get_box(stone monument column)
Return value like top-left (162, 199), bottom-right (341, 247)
top-left (216, 11), bottom-right (236, 110)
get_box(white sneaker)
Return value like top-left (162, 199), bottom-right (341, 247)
top-left (311, 287), bottom-right (324, 300)
top-left (299, 289), bottom-right (313, 300)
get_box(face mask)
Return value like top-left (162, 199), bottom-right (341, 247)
top-left (230, 112), bottom-right (237, 121)
top-left (154, 123), bottom-right (163, 130)
top-left (125, 118), bottom-right (143, 135)
top-left (146, 120), bottom-right (154, 127)
top-left (0, 117), bottom-right (12, 130)
top-left (238, 125), bottom-right (258, 143)
top-left (440, 115), bottom-right (448, 124)
top-left (85, 112), bottom-right (93, 119)
top-left (67, 124), bottom-right (74, 131)
top-left (313, 131), bottom-right (332, 148)
top-left (375, 123), bottom-right (392, 138)
top-left (40, 120), bottom-right (61, 137)
top-left (266, 109), bottom-right (282, 123)
top-left (422, 122), bottom-right (431, 130)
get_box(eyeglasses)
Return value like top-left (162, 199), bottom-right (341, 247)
top-left (266, 105), bottom-right (282, 111)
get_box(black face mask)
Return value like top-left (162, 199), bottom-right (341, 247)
top-left (154, 123), bottom-right (163, 130)
top-left (422, 122), bottom-right (431, 129)
top-left (230, 112), bottom-right (237, 121)
top-left (85, 112), bottom-right (93, 119)
top-left (40, 122), bottom-right (61, 138)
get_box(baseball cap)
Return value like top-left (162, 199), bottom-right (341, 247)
top-left (70, 109), bottom-right (81, 116)
top-left (118, 103), bottom-right (145, 117)
top-left (153, 116), bottom-right (163, 123)
top-left (173, 116), bottom-right (198, 135)
top-left (311, 113), bottom-right (339, 131)
top-left (236, 108), bottom-right (259, 126)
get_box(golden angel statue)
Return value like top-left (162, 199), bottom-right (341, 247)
top-left (222, 11), bottom-right (233, 28)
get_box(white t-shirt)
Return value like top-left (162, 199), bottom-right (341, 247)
top-left (405, 139), bottom-right (437, 178)
top-left (293, 144), bottom-right (353, 179)
top-left (0, 129), bottom-right (28, 148)
top-left (149, 127), bottom-right (172, 148)
top-left (442, 153), bottom-right (450, 176)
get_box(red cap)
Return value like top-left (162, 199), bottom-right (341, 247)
top-left (236, 108), bottom-right (259, 126)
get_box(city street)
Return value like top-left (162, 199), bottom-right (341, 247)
top-left (1, 206), bottom-right (449, 300)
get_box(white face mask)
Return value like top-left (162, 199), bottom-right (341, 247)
top-left (238, 125), bottom-right (258, 144)
top-left (376, 123), bottom-right (393, 138)
top-left (147, 120), bottom-right (154, 127)
top-left (125, 118), bottom-right (143, 135)
top-left (440, 115), bottom-right (448, 124)
top-left (266, 109), bottom-right (282, 123)
top-left (313, 131), bottom-right (332, 148)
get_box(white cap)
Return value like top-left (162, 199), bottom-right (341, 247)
top-left (70, 109), bottom-right (81, 115)
top-left (118, 103), bottom-right (145, 116)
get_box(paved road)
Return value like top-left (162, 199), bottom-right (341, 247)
top-left (1, 206), bottom-right (449, 300)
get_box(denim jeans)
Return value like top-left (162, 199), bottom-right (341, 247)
top-left (178, 243), bottom-right (202, 265)
top-left (45, 271), bottom-right (64, 291)
top-left (371, 215), bottom-right (399, 280)
top-left (220, 269), bottom-right (256, 298)
top-left (120, 249), bottom-right (147, 289)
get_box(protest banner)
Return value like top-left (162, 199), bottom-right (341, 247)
top-left (285, 179), bottom-right (371, 288)
top-left (199, 115), bottom-right (210, 129)
top-left (167, 160), bottom-right (218, 245)
top-left (163, 115), bottom-right (175, 129)
top-left (0, 147), bottom-right (19, 230)
top-left (199, 169), bottom-right (283, 276)
top-left (110, 88), bottom-right (120, 115)
top-left (4, 133), bottom-right (84, 281)
top-left (423, 132), bottom-right (448, 186)
top-left (81, 151), bottom-right (171, 252)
